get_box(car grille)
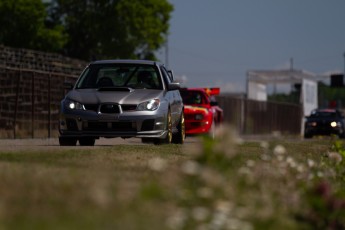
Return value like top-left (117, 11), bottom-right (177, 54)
top-left (185, 114), bottom-right (195, 120)
top-left (84, 104), bottom-right (99, 112)
top-left (121, 104), bottom-right (137, 111)
top-left (100, 104), bottom-right (120, 114)
top-left (84, 104), bottom-right (137, 113)
top-left (84, 121), bottom-right (135, 131)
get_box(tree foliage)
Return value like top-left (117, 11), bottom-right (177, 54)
top-left (268, 82), bottom-right (345, 109)
top-left (0, 0), bottom-right (173, 61)
top-left (53, 0), bottom-right (173, 60)
top-left (0, 0), bottom-right (66, 52)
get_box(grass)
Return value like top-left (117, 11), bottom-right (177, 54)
top-left (0, 130), bottom-right (345, 229)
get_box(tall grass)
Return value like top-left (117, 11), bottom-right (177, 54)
top-left (0, 129), bottom-right (344, 229)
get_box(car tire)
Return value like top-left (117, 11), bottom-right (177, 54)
top-left (79, 137), bottom-right (96, 146)
top-left (304, 133), bottom-right (312, 139)
top-left (59, 136), bottom-right (77, 146)
top-left (155, 109), bottom-right (172, 145)
top-left (172, 112), bottom-right (185, 144)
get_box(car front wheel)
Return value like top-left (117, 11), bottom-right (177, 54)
top-left (172, 112), bottom-right (185, 144)
top-left (155, 109), bottom-right (172, 145)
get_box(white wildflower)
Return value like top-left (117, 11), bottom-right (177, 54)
top-left (260, 141), bottom-right (269, 149)
top-left (166, 208), bottom-right (187, 230)
top-left (210, 211), bottom-right (228, 229)
top-left (148, 157), bottom-right (167, 172)
top-left (286, 156), bottom-right (296, 168)
top-left (192, 207), bottom-right (209, 222)
top-left (307, 159), bottom-right (315, 168)
top-left (200, 168), bottom-right (224, 187)
top-left (260, 154), bottom-right (271, 161)
top-left (214, 200), bottom-right (233, 214)
top-left (181, 160), bottom-right (201, 176)
top-left (297, 164), bottom-right (305, 173)
top-left (317, 171), bottom-right (324, 178)
top-left (238, 166), bottom-right (251, 175)
top-left (246, 160), bottom-right (255, 168)
top-left (328, 151), bottom-right (342, 164)
top-left (226, 217), bottom-right (242, 230)
top-left (277, 155), bottom-right (284, 162)
top-left (273, 145), bottom-right (286, 155)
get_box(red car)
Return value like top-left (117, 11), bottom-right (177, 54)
top-left (179, 88), bottom-right (223, 135)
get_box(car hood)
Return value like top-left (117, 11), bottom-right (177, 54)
top-left (65, 88), bottom-right (164, 104)
top-left (184, 105), bottom-right (209, 114)
top-left (306, 117), bottom-right (342, 122)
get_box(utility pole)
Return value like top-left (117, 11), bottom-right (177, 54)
top-left (343, 52), bottom-right (345, 76)
top-left (165, 36), bottom-right (169, 69)
top-left (290, 57), bottom-right (293, 70)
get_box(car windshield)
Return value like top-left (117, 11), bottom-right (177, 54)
top-left (310, 111), bottom-right (338, 118)
top-left (75, 64), bottom-right (163, 90)
top-left (180, 90), bottom-right (206, 105)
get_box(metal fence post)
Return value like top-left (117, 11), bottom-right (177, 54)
top-left (31, 71), bottom-right (35, 138)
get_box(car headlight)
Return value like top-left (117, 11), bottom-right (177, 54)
top-left (137, 99), bottom-right (160, 111)
top-left (195, 114), bottom-right (204, 120)
top-left (65, 99), bottom-right (84, 110)
top-left (330, 121), bottom-right (341, 127)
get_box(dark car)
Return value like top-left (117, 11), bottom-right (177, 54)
top-left (59, 60), bottom-right (185, 146)
top-left (304, 108), bottom-right (345, 138)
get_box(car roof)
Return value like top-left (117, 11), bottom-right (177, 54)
top-left (90, 59), bottom-right (161, 66)
top-left (314, 109), bottom-right (338, 113)
top-left (180, 88), bottom-right (205, 92)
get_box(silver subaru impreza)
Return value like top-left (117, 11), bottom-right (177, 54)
top-left (59, 60), bottom-right (185, 146)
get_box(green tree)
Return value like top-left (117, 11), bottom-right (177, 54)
top-left (53, 0), bottom-right (173, 60)
top-left (0, 0), bottom-right (66, 52)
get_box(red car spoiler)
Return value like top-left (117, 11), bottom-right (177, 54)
top-left (204, 88), bottom-right (220, 96)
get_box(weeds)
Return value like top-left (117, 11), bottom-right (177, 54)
top-left (165, 127), bottom-right (345, 230)
top-left (0, 130), bottom-right (345, 229)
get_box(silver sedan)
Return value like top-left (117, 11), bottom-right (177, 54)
top-left (59, 60), bottom-right (185, 146)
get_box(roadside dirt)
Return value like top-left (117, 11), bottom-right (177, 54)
top-left (0, 137), bottom-right (203, 152)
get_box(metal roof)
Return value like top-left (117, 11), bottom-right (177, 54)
top-left (247, 69), bottom-right (326, 84)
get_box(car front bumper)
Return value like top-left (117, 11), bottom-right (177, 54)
top-left (59, 109), bottom-right (168, 139)
top-left (304, 126), bottom-right (344, 136)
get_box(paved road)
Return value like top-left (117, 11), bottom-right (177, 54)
top-left (0, 134), bottom-right (315, 152)
top-left (0, 136), bottom-right (203, 152)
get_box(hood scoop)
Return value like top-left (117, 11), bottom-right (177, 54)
top-left (98, 87), bottom-right (133, 92)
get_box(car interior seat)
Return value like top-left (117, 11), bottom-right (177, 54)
top-left (137, 71), bottom-right (156, 89)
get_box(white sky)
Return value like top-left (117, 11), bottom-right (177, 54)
top-left (157, 0), bottom-right (345, 93)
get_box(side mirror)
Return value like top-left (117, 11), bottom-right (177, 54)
top-left (167, 82), bottom-right (180, 91)
top-left (63, 82), bottom-right (74, 90)
top-left (167, 70), bottom-right (174, 81)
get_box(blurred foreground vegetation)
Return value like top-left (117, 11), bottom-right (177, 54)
top-left (0, 130), bottom-right (345, 229)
